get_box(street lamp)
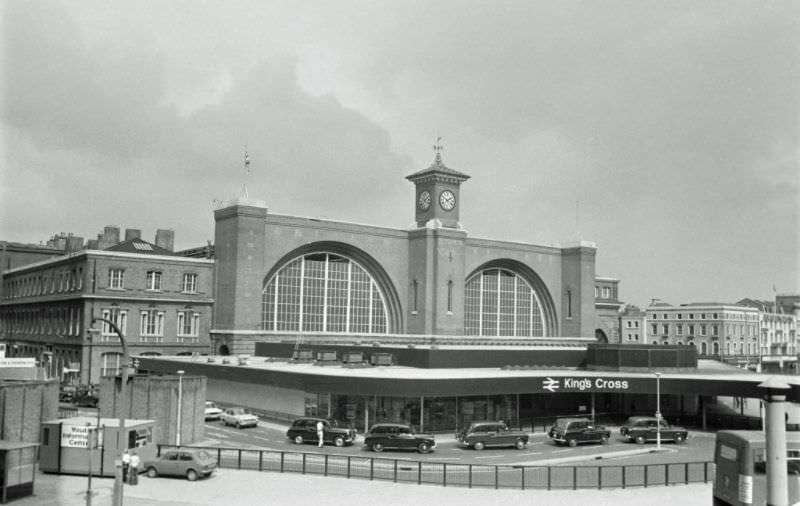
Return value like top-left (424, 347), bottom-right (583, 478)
top-left (91, 316), bottom-right (128, 506)
top-left (655, 372), bottom-right (662, 451)
top-left (176, 370), bottom-right (185, 447)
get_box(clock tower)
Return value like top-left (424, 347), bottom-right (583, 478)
top-left (406, 141), bottom-right (470, 228)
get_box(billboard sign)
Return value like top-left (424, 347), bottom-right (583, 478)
top-left (60, 424), bottom-right (103, 448)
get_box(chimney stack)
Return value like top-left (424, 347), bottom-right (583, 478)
top-left (155, 229), bottom-right (174, 252)
top-left (125, 229), bottom-right (142, 241)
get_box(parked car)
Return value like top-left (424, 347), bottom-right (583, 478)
top-left (144, 448), bottom-right (217, 481)
top-left (620, 416), bottom-right (688, 444)
top-left (285, 417), bottom-right (356, 447)
top-left (58, 384), bottom-right (77, 403)
top-left (204, 401), bottom-right (223, 421)
top-left (220, 407), bottom-right (259, 428)
top-left (548, 417), bottom-right (611, 447)
top-left (363, 423), bottom-right (436, 454)
top-left (456, 421), bottom-right (529, 450)
top-left (73, 385), bottom-right (99, 407)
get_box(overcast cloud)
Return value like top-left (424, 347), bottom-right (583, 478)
top-left (1, 0), bottom-right (797, 308)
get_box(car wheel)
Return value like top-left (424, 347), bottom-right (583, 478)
top-left (473, 441), bottom-right (485, 451)
top-left (514, 439), bottom-right (526, 450)
top-left (635, 435), bottom-right (646, 445)
top-left (146, 467), bottom-right (158, 478)
top-left (673, 434), bottom-right (685, 444)
top-left (294, 435), bottom-right (304, 444)
top-left (186, 469), bottom-right (198, 482)
top-left (235, 422), bottom-right (241, 429)
top-left (600, 434), bottom-right (609, 444)
top-left (417, 442), bottom-right (432, 454)
top-left (567, 438), bottom-right (578, 448)
top-left (333, 436), bottom-right (345, 447)
top-left (371, 443), bottom-right (384, 452)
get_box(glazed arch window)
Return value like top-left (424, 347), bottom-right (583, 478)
top-left (262, 253), bottom-right (388, 334)
top-left (464, 268), bottom-right (546, 337)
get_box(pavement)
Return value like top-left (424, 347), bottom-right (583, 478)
top-left (17, 468), bottom-right (711, 506)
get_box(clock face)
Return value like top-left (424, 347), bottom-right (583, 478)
top-left (439, 190), bottom-right (456, 211)
top-left (418, 190), bottom-right (431, 211)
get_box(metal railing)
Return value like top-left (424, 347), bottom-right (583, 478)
top-left (157, 444), bottom-right (714, 490)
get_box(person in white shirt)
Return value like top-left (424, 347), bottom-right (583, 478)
top-left (316, 421), bottom-right (325, 448)
top-left (121, 450), bottom-right (131, 483)
top-left (129, 452), bottom-right (140, 485)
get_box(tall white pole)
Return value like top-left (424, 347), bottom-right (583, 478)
top-left (176, 370), bottom-right (185, 447)
top-left (655, 372), bottom-right (662, 451)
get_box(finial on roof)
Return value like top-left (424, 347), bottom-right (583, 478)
top-left (241, 145), bottom-right (250, 198)
top-left (433, 136), bottom-right (443, 165)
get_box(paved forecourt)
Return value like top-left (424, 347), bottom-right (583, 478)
top-left (19, 467), bottom-right (711, 506)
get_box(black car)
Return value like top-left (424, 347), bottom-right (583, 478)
top-left (548, 417), bottom-right (611, 447)
top-left (73, 385), bottom-right (99, 407)
top-left (619, 416), bottom-right (688, 444)
top-left (286, 417), bottom-right (356, 447)
top-left (363, 423), bottom-right (436, 454)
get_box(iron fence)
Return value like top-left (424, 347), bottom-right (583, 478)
top-left (157, 444), bottom-right (714, 490)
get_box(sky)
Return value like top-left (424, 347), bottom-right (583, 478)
top-left (1, 0), bottom-right (798, 309)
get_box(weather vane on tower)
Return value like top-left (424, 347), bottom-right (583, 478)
top-left (241, 145), bottom-right (251, 198)
top-left (433, 136), bottom-right (443, 164)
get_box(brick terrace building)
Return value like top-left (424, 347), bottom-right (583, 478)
top-left (0, 228), bottom-right (214, 383)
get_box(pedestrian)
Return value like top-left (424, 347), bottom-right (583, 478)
top-left (129, 451), bottom-right (140, 485)
top-left (316, 420), bottom-right (325, 448)
top-left (121, 450), bottom-right (130, 483)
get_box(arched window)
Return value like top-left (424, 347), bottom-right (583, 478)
top-left (700, 342), bottom-right (708, 355)
top-left (712, 342), bottom-right (720, 355)
top-left (262, 253), bottom-right (388, 334)
top-left (464, 269), bottom-right (546, 337)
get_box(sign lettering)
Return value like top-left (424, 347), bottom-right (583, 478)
top-left (542, 377), bottom-right (630, 392)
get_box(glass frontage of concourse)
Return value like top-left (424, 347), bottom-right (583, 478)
top-left (304, 391), bottom-right (698, 433)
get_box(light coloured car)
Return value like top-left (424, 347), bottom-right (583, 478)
top-left (144, 448), bottom-right (217, 481)
top-left (204, 401), bottom-right (223, 421)
top-left (220, 407), bottom-right (259, 428)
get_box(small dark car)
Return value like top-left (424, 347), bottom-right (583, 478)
top-left (456, 421), bottom-right (529, 450)
top-left (363, 423), bottom-right (435, 454)
top-left (144, 448), bottom-right (217, 481)
top-left (620, 416), bottom-right (688, 444)
top-left (286, 417), bottom-right (357, 447)
top-left (73, 385), bottom-right (99, 407)
top-left (59, 385), bottom-right (77, 403)
top-left (548, 417), bottom-right (611, 447)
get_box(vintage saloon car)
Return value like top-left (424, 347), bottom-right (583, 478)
top-left (143, 448), bottom-right (217, 481)
top-left (456, 421), bottom-right (529, 450)
top-left (548, 417), bottom-right (611, 447)
top-left (620, 416), bottom-right (688, 444)
top-left (286, 417), bottom-right (357, 447)
top-left (220, 407), bottom-right (259, 429)
top-left (363, 423), bottom-right (436, 454)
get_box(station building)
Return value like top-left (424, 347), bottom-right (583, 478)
top-left (136, 150), bottom-right (799, 434)
top-left (211, 150), bottom-right (616, 356)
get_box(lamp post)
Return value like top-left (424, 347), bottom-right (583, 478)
top-left (92, 316), bottom-right (128, 506)
top-left (655, 372), bottom-right (662, 451)
top-left (176, 370), bottom-right (185, 447)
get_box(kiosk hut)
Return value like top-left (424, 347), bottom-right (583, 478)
top-left (39, 416), bottom-right (156, 477)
